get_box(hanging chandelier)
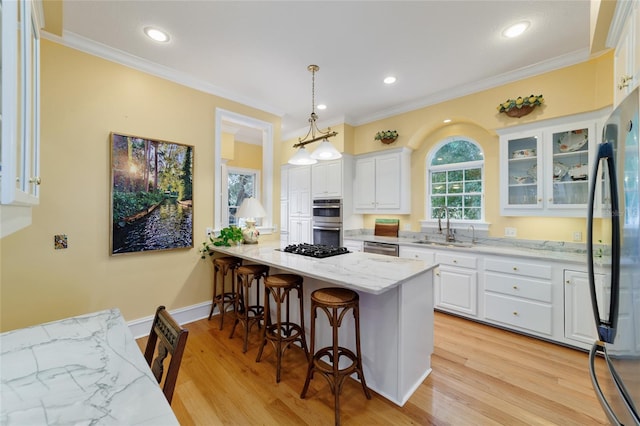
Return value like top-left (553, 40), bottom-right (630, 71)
top-left (288, 64), bottom-right (341, 165)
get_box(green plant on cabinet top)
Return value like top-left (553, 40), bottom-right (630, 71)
top-left (374, 130), bottom-right (398, 144)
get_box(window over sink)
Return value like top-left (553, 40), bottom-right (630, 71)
top-left (424, 137), bottom-right (487, 229)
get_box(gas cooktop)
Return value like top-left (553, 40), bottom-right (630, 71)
top-left (283, 243), bottom-right (349, 258)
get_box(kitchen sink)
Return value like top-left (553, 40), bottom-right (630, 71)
top-left (411, 240), bottom-right (474, 248)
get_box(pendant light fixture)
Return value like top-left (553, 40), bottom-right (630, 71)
top-left (288, 65), bottom-right (341, 165)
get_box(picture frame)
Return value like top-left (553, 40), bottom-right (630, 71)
top-left (110, 132), bottom-right (194, 255)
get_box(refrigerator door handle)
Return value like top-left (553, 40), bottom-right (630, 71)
top-left (587, 141), bottom-right (621, 344)
top-left (589, 343), bottom-right (624, 426)
top-left (590, 343), bottom-right (640, 425)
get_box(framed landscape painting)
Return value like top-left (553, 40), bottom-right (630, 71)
top-left (110, 132), bottom-right (194, 255)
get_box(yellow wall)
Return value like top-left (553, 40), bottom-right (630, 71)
top-left (354, 52), bottom-right (614, 241)
top-left (0, 38), bottom-right (615, 331)
top-left (221, 132), bottom-right (235, 160)
top-left (227, 141), bottom-right (263, 170)
top-left (0, 40), bottom-right (280, 331)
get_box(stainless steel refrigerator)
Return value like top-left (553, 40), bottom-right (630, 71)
top-left (587, 87), bottom-right (640, 425)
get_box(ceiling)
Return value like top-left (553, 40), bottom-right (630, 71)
top-left (60, 1), bottom-right (595, 143)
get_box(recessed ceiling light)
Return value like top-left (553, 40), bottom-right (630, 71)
top-left (317, 104), bottom-right (327, 110)
top-left (144, 26), bottom-right (170, 43)
top-left (383, 76), bottom-right (397, 85)
top-left (443, 119), bottom-right (452, 123)
top-left (503, 21), bottom-right (529, 38)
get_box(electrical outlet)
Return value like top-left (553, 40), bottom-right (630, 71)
top-left (504, 227), bottom-right (517, 237)
top-left (573, 231), bottom-right (582, 242)
top-left (404, 223), bottom-right (411, 231)
top-left (206, 227), bottom-right (213, 238)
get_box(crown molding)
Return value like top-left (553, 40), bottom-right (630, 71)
top-left (606, 0), bottom-right (636, 48)
top-left (352, 48), bottom-right (591, 126)
top-left (43, 30), bottom-right (286, 118)
top-left (43, 30), bottom-right (592, 138)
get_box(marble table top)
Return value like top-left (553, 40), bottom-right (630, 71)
top-left (0, 308), bottom-right (179, 425)
top-left (209, 241), bottom-right (436, 295)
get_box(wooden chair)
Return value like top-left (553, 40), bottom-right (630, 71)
top-left (144, 305), bottom-right (189, 404)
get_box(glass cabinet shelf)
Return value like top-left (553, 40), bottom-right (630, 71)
top-left (499, 110), bottom-right (608, 217)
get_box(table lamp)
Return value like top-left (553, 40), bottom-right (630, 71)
top-left (236, 197), bottom-right (267, 244)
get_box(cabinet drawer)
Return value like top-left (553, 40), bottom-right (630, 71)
top-left (485, 293), bottom-right (552, 336)
top-left (485, 258), bottom-right (551, 279)
top-left (400, 247), bottom-right (435, 263)
top-left (435, 252), bottom-right (477, 269)
top-left (485, 272), bottom-right (552, 303)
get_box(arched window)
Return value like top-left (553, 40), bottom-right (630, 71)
top-left (427, 137), bottom-right (484, 223)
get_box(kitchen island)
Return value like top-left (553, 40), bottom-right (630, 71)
top-left (209, 241), bottom-right (437, 406)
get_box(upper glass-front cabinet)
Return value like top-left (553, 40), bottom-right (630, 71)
top-left (1, 0), bottom-right (41, 206)
top-left (499, 111), bottom-right (606, 217)
top-left (502, 131), bottom-right (542, 212)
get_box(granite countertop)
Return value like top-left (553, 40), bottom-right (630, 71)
top-left (0, 309), bottom-right (179, 426)
top-left (345, 233), bottom-right (589, 264)
top-left (209, 241), bottom-right (436, 295)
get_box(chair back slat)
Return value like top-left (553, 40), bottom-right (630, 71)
top-left (144, 306), bottom-right (188, 404)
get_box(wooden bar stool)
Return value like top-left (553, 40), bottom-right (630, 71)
top-left (230, 264), bottom-right (269, 353)
top-left (208, 256), bottom-right (242, 329)
top-left (255, 273), bottom-right (309, 383)
top-left (300, 287), bottom-right (371, 426)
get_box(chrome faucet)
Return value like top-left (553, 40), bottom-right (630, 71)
top-left (438, 207), bottom-right (456, 242)
top-left (468, 224), bottom-right (476, 244)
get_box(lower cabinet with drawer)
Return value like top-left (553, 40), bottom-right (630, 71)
top-left (434, 252), bottom-right (478, 317)
top-left (399, 246), bottom-right (435, 263)
top-left (483, 258), bottom-right (553, 337)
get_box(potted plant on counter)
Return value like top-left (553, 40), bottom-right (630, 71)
top-left (199, 226), bottom-right (244, 258)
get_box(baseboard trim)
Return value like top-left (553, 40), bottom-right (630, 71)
top-left (128, 301), bottom-right (212, 339)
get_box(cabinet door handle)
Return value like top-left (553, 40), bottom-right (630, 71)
top-left (29, 177), bottom-right (41, 185)
top-left (512, 311), bottom-right (519, 316)
top-left (453, 259), bottom-right (458, 264)
top-left (512, 285), bottom-right (518, 290)
top-left (566, 280), bottom-right (571, 284)
top-left (513, 266), bottom-right (518, 271)
top-left (618, 75), bottom-right (632, 90)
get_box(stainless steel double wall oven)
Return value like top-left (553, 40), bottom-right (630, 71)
top-left (312, 198), bottom-right (342, 247)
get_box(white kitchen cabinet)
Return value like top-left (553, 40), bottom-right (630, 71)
top-left (279, 165), bottom-right (289, 242)
top-left (498, 111), bottom-right (605, 217)
top-left (343, 239), bottom-right (363, 253)
top-left (287, 165), bottom-right (311, 244)
top-left (1, 0), bottom-right (42, 237)
top-left (611, 0), bottom-right (639, 107)
top-left (354, 147), bottom-right (411, 214)
top-left (564, 269), bottom-right (606, 346)
top-left (288, 217), bottom-right (311, 245)
top-left (288, 165), bottom-right (311, 218)
top-left (434, 252), bottom-right (478, 316)
top-left (484, 258), bottom-right (553, 336)
top-left (311, 159), bottom-right (342, 198)
top-left (280, 200), bottom-right (288, 233)
top-left (399, 246), bottom-right (435, 263)
top-left (280, 165), bottom-right (289, 200)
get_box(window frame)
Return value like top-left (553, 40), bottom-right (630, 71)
top-left (421, 137), bottom-right (490, 232)
top-left (225, 166), bottom-right (261, 227)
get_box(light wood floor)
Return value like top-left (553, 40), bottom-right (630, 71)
top-left (138, 311), bottom-right (609, 425)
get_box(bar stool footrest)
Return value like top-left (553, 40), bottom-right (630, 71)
top-left (312, 347), bottom-right (358, 376)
